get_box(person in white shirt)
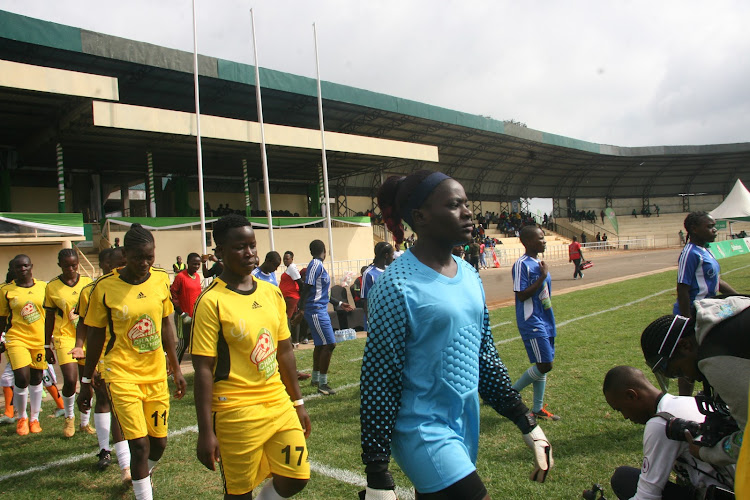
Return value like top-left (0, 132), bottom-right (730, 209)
top-left (603, 366), bottom-right (734, 500)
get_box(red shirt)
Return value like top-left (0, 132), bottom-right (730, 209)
top-left (279, 272), bottom-right (300, 299)
top-left (170, 270), bottom-right (202, 317)
top-left (569, 241), bottom-right (582, 260)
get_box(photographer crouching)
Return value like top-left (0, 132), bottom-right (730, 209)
top-left (641, 296), bottom-right (750, 468)
top-left (603, 366), bottom-right (734, 499)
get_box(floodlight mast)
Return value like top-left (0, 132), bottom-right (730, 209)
top-left (313, 23), bottom-right (336, 280)
top-left (191, 0), bottom-right (207, 255)
top-left (250, 8), bottom-right (275, 250)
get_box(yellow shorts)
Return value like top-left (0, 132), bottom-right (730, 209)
top-left (53, 336), bottom-right (84, 366)
top-left (107, 380), bottom-right (169, 441)
top-left (214, 400), bottom-right (310, 495)
top-left (6, 345), bottom-right (47, 371)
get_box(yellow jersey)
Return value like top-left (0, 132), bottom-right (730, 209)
top-left (84, 268), bottom-right (173, 384)
top-left (0, 279), bottom-right (47, 349)
top-left (191, 277), bottom-right (291, 411)
top-left (44, 275), bottom-right (92, 340)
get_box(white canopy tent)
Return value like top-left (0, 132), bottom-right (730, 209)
top-left (710, 179), bottom-right (750, 222)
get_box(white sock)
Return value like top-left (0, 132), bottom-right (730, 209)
top-left (63, 394), bottom-right (76, 419)
top-left (13, 384), bottom-right (28, 419)
top-left (256, 480), bottom-right (289, 500)
top-left (114, 440), bottom-right (131, 470)
top-left (80, 409), bottom-right (91, 427)
top-left (28, 383), bottom-right (43, 421)
top-left (94, 412), bottom-right (111, 450)
top-left (147, 458), bottom-right (159, 475)
top-left (132, 477), bottom-right (153, 500)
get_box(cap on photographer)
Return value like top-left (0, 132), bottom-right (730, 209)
top-left (641, 295), bottom-right (750, 466)
top-left (603, 366), bottom-right (734, 500)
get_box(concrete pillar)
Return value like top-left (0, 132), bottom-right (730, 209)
top-left (121, 182), bottom-right (130, 216)
top-left (56, 143), bottom-right (66, 213)
top-left (147, 151), bottom-right (156, 217)
top-left (90, 174), bottom-right (102, 222)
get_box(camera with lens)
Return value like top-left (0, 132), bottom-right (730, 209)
top-left (663, 387), bottom-right (739, 448)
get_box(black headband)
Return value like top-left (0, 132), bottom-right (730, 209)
top-left (402, 172), bottom-right (451, 228)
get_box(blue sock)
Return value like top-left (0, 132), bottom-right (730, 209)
top-left (512, 365), bottom-right (544, 392)
top-left (311, 371), bottom-right (320, 383)
top-left (532, 374), bottom-right (547, 413)
top-left (319, 373), bottom-right (328, 385)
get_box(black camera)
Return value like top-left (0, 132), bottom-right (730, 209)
top-left (663, 390), bottom-right (738, 448)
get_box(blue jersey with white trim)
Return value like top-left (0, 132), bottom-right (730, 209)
top-left (512, 255), bottom-right (556, 339)
top-left (673, 243), bottom-right (720, 314)
top-left (251, 267), bottom-right (278, 286)
top-left (360, 250), bottom-right (525, 492)
top-left (360, 265), bottom-right (384, 299)
top-left (303, 258), bottom-right (330, 311)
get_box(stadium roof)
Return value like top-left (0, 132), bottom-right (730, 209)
top-left (1, 9), bottom-right (750, 204)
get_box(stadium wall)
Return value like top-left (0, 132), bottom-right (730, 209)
top-left (11, 187), bottom-right (75, 213)
top-left (0, 242), bottom-right (71, 282)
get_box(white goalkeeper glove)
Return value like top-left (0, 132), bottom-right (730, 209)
top-left (359, 469), bottom-right (398, 500)
top-left (522, 425), bottom-right (553, 483)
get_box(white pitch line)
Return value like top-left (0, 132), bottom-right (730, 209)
top-left (0, 426), bottom-right (199, 482)
top-left (305, 381), bottom-right (360, 401)
top-left (493, 287), bottom-right (674, 346)
top-left (309, 461), bottom-right (415, 500)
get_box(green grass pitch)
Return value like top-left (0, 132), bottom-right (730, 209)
top-left (2, 255), bottom-right (749, 499)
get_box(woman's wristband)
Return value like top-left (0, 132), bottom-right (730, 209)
top-left (80, 376), bottom-right (92, 384)
top-left (44, 344), bottom-right (51, 349)
top-left (293, 399), bottom-right (304, 407)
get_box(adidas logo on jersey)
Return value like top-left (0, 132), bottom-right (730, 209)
top-left (137, 292), bottom-right (146, 299)
top-left (72, 290), bottom-right (78, 295)
top-left (252, 301), bottom-right (261, 309)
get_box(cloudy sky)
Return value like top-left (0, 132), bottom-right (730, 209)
top-left (2, 0), bottom-right (749, 148)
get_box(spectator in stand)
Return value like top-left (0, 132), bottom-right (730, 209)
top-left (251, 251), bottom-right (281, 287)
top-left (595, 232), bottom-right (601, 245)
top-left (112, 237), bottom-right (120, 248)
top-left (170, 253), bottom-right (203, 364)
top-left (468, 239), bottom-right (481, 271)
top-left (580, 232), bottom-right (587, 244)
top-left (654, 204), bottom-right (660, 217)
top-left (632, 209), bottom-right (637, 218)
top-left (600, 209), bottom-right (605, 224)
top-left (602, 233), bottom-right (608, 246)
top-left (679, 230), bottom-right (685, 245)
top-left (569, 236), bottom-right (584, 280)
top-left (172, 256), bottom-right (186, 274)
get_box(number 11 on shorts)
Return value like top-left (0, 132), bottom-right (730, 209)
top-left (151, 410), bottom-right (167, 427)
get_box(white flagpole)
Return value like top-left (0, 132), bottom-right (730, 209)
top-left (250, 9), bottom-right (275, 251)
top-left (191, 0), bottom-right (207, 255)
top-left (313, 23), bottom-right (335, 280)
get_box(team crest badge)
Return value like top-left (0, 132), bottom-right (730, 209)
top-left (20, 301), bottom-right (41, 324)
top-left (127, 314), bottom-right (160, 353)
top-left (250, 328), bottom-right (277, 379)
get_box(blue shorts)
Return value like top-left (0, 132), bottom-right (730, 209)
top-left (522, 336), bottom-right (555, 364)
top-left (305, 310), bottom-right (335, 346)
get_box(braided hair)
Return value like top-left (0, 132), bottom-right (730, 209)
top-left (123, 223), bottom-right (155, 249)
top-left (640, 314), bottom-right (695, 369)
top-left (57, 248), bottom-right (78, 262)
top-left (377, 170), bottom-right (446, 245)
top-left (374, 241), bottom-right (393, 259)
top-left (683, 211), bottom-right (709, 244)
